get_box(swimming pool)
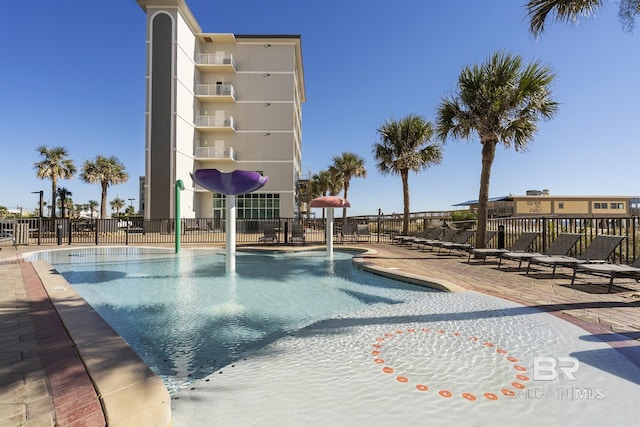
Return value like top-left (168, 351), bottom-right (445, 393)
top-left (28, 247), bottom-right (640, 426)
top-left (27, 247), bottom-right (436, 392)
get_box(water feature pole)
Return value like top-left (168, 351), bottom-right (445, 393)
top-left (326, 207), bottom-right (334, 257)
top-left (190, 169), bottom-right (268, 273)
top-left (175, 179), bottom-right (184, 253)
top-left (226, 194), bottom-right (236, 272)
top-left (309, 196), bottom-right (351, 258)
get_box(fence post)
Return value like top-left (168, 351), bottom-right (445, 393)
top-left (56, 223), bottom-right (63, 245)
top-left (497, 224), bottom-right (505, 249)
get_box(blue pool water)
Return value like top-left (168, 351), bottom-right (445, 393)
top-left (27, 247), bottom-right (640, 425)
top-left (27, 247), bottom-right (436, 392)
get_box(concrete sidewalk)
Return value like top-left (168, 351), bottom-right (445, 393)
top-left (1, 242), bottom-right (638, 426)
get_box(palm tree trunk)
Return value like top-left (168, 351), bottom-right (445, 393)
top-left (401, 169), bottom-right (410, 235)
top-left (342, 181), bottom-right (350, 221)
top-left (100, 183), bottom-right (108, 219)
top-left (476, 140), bottom-right (497, 249)
top-left (51, 176), bottom-right (57, 218)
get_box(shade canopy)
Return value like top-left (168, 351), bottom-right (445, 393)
top-left (310, 196), bottom-right (351, 208)
top-left (190, 169), bottom-right (268, 195)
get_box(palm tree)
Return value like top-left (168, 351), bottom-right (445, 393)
top-left (331, 152), bottom-right (367, 220)
top-left (309, 169), bottom-right (341, 220)
top-left (110, 197), bottom-right (126, 216)
top-left (33, 146), bottom-right (77, 218)
top-left (437, 51), bottom-right (558, 248)
top-left (56, 187), bottom-right (72, 218)
top-left (80, 155), bottom-right (129, 219)
top-left (526, 0), bottom-right (640, 36)
top-left (88, 200), bottom-right (99, 219)
top-left (373, 114), bottom-right (443, 235)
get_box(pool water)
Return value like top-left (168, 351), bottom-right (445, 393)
top-left (28, 247), bottom-right (436, 392)
top-left (27, 247), bottom-right (640, 426)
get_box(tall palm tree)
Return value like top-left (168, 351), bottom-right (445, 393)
top-left (331, 152), bottom-right (367, 220)
top-left (526, 0), bottom-right (640, 36)
top-left (56, 187), bottom-right (72, 218)
top-left (80, 155), bottom-right (129, 219)
top-left (33, 146), bottom-right (77, 218)
top-left (437, 51), bottom-right (558, 248)
top-left (110, 197), bottom-right (126, 216)
top-left (373, 114), bottom-right (443, 235)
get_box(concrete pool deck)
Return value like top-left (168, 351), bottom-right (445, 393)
top-left (1, 242), bottom-right (639, 425)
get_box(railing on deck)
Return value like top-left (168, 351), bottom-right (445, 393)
top-left (2, 215), bottom-right (637, 264)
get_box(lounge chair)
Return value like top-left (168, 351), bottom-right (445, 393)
top-left (468, 231), bottom-right (539, 263)
top-left (437, 229), bottom-right (475, 254)
top-left (0, 230), bottom-right (17, 250)
top-left (421, 228), bottom-right (460, 251)
top-left (410, 228), bottom-right (446, 249)
top-left (448, 230), bottom-right (498, 254)
top-left (290, 224), bottom-right (305, 245)
top-left (356, 224), bottom-right (371, 243)
top-left (498, 233), bottom-right (582, 271)
top-left (571, 254), bottom-right (640, 293)
top-left (394, 227), bottom-right (439, 246)
top-left (526, 234), bottom-right (626, 278)
top-left (258, 223), bottom-right (279, 244)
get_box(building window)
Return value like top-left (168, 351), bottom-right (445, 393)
top-left (594, 202), bottom-right (607, 209)
top-left (212, 193), bottom-right (280, 219)
top-left (558, 202), bottom-right (564, 209)
top-left (610, 203), bottom-right (624, 209)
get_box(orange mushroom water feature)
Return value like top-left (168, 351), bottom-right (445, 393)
top-left (309, 196), bottom-right (351, 257)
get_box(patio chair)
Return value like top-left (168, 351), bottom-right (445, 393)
top-left (571, 254), bottom-right (640, 293)
top-left (290, 224), bottom-right (305, 245)
top-left (258, 223), bottom-right (279, 244)
top-left (437, 229), bottom-right (475, 254)
top-left (0, 230), bottom-right (17, 250)
top-left (498, 233), bottom-right (582, 271)
top-left (342, 223), bottom-right (357, 244)
top-left (526, 234), bottom-right (626, 278)
top-left (356, 224), bottom-right (371, 243)
top-left (420, 228), bottom-right (460, 251)
top-left (468, 231), bottom-right (539, 263)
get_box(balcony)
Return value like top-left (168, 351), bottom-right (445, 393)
top-left (195, 115), bottom-right (236, 132)
top-left (195, 146), bottom-right (236, 161)
top-left (195, 84), bottom-right (236, 102)
top-left (195, 52), bottom-right (236, 73)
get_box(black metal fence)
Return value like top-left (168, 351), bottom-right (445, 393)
top-left (2, 215), bottom-right (638, 263)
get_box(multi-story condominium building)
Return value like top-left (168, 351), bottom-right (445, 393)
top-left (136, 0), bottom-right (305, 225)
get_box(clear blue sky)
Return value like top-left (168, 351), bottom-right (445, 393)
top-left (1, 0), bottom-right (638, 217)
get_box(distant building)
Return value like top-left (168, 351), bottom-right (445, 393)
top-left (136, 0), bottom-right (305, 221)
top-left (454, 190), bottom-right (638, 218)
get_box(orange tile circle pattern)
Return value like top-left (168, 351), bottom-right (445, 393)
top-left (371, 327), bottom-right (530, 401)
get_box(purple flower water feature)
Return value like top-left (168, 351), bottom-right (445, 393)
top-left (190, 169), bottom-right (268, 195)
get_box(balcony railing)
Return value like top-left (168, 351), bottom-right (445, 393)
top-left (195, 146), bottom-right (236, 161)
top-left (195, 84), bottom-right (236, 101)
top-left (195, 115), bottom-right (236, 131)
top-left (195, 53), bottom-right (236, 70)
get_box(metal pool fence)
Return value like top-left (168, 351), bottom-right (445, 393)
top-left (1, 215), bottom-right (638, 264)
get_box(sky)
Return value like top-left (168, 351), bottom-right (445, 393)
top-left (1, 0), bottom-right (638, 217)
